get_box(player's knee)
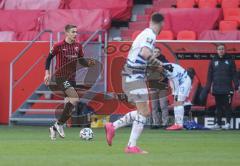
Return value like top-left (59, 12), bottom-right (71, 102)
top-left (69, 98), bottom-right (80, 106)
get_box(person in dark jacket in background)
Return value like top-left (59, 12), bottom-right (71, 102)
top-left (205, 44), bottom-right (240, 129)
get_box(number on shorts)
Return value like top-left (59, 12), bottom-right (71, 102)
top-left (63, 81), bottom-right (71, 89)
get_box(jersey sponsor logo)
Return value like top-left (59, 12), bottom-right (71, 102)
top-left (75, 47), bottom-right (79, 52)
top-left (146, 38), bottom-right (153, 45)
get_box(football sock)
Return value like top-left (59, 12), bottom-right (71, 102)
top-left (128, 113), bottom-right (146, 147)
top-left (58, 102), bottom-right (74, 125)
top-left (113, 111), bottom-right (137, 130)
top-left (174, 105), bottom-right (184, 126)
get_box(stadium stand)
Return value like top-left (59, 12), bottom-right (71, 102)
top-left (129, 21), bottom-right (149, 30)
top-left (66, 0), bottom-right (133, 21)
top-left (156, 30), bottom-right (174, 40)
top-left (40, 9), bottom-right (111, 32)
top-left (219, 20), bottom-right (238, 32)
top-left (197, 0), bottom-right (218, 8)
top-left (0, 31), bottom-right (16, 41)
top-left (0, 10), bottom-right (43, 32)
top-left (199, 30), bottom-right (240, 40)
top-left (177, 30), bottom-right (197, 40)
top-left (223, 8), bottom-right (240, 24)
top-left (176, 0), bottom-right (196, 8)
top-left (158, 8), bottom-right (221, 35)
top-left (15, 31), bottom-right (57, 41)
top-left (131, 30), bottom-right (141, 40)
top-left (3, 0), bottom-right (64, 10)
top-left (221, 0), bottom-right (239, 8)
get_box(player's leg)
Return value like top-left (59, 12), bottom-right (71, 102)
top-left (49, 126), bottom-right (57, 140)
top-left (167, 77), bottom-right (191, 130)
top-left (159, 89), bottom-right (169, 127)
top-left (105, 78), bottom-right (139, 146)
top-left (125, 99), bottom-right (150, 154)
top-left (53, 80), bottom-right (79, 138)
top-left (222, 94), bottom-right (232, 129)
top-left (150, 90), bottom-right (161, 129)
top-left (105, 79), bottom-right (152, 154)
top-left (214, 94), bottom-right (223, 129)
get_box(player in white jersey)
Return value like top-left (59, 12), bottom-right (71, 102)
top-left (161, 63), bottom-right (192, 130)
top-left (105, 13), bottom-right (165, 154)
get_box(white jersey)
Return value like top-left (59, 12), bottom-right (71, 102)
top-left (163, 63), bottom-right (191, 100)
top-left (163, 63), bottom-right (187, 85)
top-left (126, 28), bottom-right (156, 81)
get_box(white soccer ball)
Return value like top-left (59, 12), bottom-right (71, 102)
top-left (79, 128), bottom-right (94, 140)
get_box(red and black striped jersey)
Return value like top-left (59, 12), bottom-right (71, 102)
top-left (45, 40), bottom-right (84, 80)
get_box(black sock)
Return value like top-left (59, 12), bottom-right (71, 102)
top-left (58, 102), bottom-right (74, 125)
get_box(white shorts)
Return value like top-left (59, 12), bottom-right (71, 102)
top-left (170, 76), bottom-right (191, 102)
top-left (122, 76), bottom-right (157, 103)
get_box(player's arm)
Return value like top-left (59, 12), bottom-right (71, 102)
top-left (78, 46), bottom-right (95, 67)
top-left (141, 46), bottom-right (163, 68)
top-left (44, 52), bottom-right (54, 85)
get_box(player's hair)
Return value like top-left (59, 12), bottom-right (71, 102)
top-left (65, 24), bottom-right (77, 32)
top-left (154, 46), bottom-right (161, 51)
top-left (151, 13), bottom-right (164, 24)
top-left (216, 43), bottom-right (225, 49)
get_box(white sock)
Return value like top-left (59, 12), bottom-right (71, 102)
top-left (174, 105), bottom-right (184, 126)
top-left (128, 113), bottom-right (147, 147)
top-left (113, 111), bottom-right (137, 130)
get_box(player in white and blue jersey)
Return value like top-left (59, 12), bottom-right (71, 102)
top-left (162, 63), bottom-right (192, 130)
top-left (105, 13), bottom-right (165, 154)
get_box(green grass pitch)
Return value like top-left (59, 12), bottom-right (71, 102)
top-left (0, 126), bottom-right (240, 166)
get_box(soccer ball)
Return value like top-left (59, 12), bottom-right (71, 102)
top-left (79, 128), bottom-right (94, 140)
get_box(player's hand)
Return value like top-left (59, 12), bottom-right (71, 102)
top-left (44, 73), bottom-right (50, 85)
top-left (87, 59), bottom-right (96, 66)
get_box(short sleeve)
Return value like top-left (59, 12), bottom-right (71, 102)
top-left (139, 31), bottom-right (156, 50)
top-left (50, 44), bottom-right (58, 55)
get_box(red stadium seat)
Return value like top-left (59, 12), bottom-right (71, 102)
top-left (221, 0), bottom-right (239, 8)
top-left (177, 0), bottom-right (196, 8)
top-left (67, 0), bottom-right (133, 21)
top-left (40, 9), bottom-right (111, 32)
top-left (131, 30), bottom-right (141, 40)
top-left (198, 0), bottom-right (218, 8)
top-left (219, 20), bottom-right (238, 32)
top-left (223, 8), bottom-right (240, 24)
top-left (16, 31), bottom-right (58, 41)
top-left (156, 30), bottom-right (174, 40)
top-left (0, 10), bottom-right (43, 32)
top-left (0, 31), bottom-right (16, 41)
top-left (177, 30), bottom-right (197, 40)
top-left (3, 0), bottom-right (63, 10)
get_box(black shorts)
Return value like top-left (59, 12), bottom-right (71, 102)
top-left (55, 77), bottom-right (76, 91)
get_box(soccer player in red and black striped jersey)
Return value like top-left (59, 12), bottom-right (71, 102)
top-left (44, 24), bottom-right (95, 140)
